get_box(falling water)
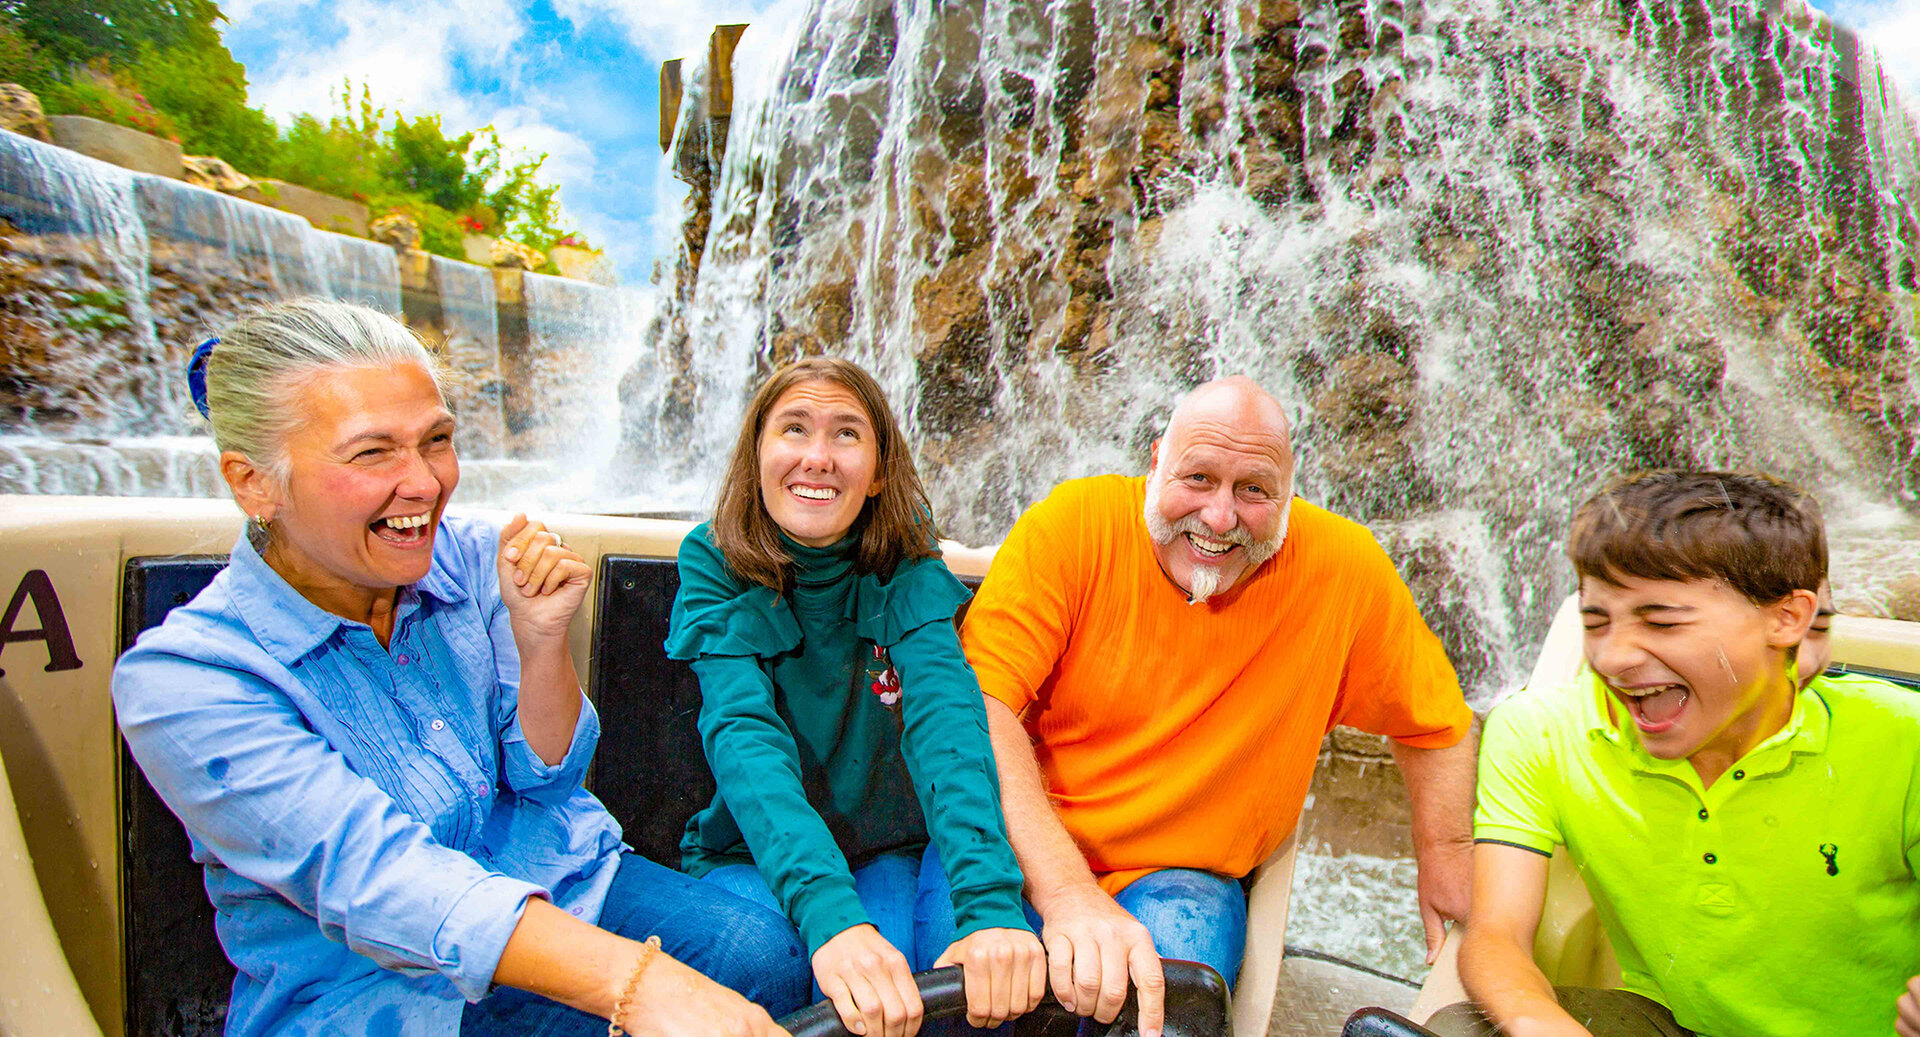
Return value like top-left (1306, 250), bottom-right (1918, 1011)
top-left (625, 0), bottom-right (1920, 701)
top-left (624, 0), bottom-right (1920, 981)
top-left (0, 131), bottom-right (642, 504)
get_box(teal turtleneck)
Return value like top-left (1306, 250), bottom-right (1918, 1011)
top-left (667, 523), bottom-right (1031, 954)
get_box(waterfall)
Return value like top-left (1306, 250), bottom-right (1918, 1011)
top-left (0, 130), bottom-right (644, 507)
top-left (626, 0), bottom-right (1920, 704)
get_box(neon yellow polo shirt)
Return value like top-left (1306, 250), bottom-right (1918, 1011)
top-left (1477, 672), bottom-right (1920, 1037)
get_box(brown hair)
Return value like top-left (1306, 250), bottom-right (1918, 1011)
top-left (711, 357), bottom-right (940, 592)
top-left (1568, 470), bottom-right (1826, 604)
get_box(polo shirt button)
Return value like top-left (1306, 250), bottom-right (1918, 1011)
top-left (1732, 769), bottom-right (1745, 780)
top-left (430, 719), bottom-right (445, 731)
top-left (1703, 852), bottom-right (1717, 864)
top-left (1698, 808), bottom-right (1709, 820)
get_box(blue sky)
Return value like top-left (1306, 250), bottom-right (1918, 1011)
top-left (219, 0), bottom-right (788, 284)
top-left (219, 0), bottom-right (1917, 287)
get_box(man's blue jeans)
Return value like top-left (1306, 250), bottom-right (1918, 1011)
top-left (1110, 867), bottom-right (1248, 989)
top-left (461, 852), bottom-right (812, 1035)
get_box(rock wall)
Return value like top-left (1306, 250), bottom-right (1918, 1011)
top-left (631, 0), bottom-right (1920, 699)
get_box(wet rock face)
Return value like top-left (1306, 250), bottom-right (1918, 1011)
top-left (632, 0), bottom-right (1920, 700)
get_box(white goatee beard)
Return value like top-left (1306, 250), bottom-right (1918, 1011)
top-left (1143, 469), bottom-right (1293, 605)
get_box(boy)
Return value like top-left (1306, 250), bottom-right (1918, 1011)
top-left (1434, 470), bottom-right (1920, 1037)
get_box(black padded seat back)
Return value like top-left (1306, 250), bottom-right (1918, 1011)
top-left (587, 556), bottom-right (715, 864)
top-left (120, 556), bottom-right (233, 1037)
top-left (586, 556), bottom-right (985, 867)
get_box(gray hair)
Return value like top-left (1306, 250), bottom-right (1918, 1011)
top-left (205, 298), bottom-right (447, 486)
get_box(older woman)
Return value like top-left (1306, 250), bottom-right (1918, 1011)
top-left (113, 299), bottom-right (809, 1037)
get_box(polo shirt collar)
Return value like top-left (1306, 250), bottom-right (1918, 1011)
top-left (1580, 669), bottom-right (1831, 778)
top-left (225, 531), bottom-right (469, 666)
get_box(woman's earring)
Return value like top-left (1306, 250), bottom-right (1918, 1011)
top-left (251, 514), bottom-right (271, 533)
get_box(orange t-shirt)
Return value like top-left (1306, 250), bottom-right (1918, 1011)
top-left (960, 475), bottom-right (1471, 894)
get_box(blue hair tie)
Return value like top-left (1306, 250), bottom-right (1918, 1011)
top-left (187, 336), bottom-right (217, 419)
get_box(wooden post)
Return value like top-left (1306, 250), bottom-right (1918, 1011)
top-left (709, 24), bottom-right (749, 119)
top-left (659, 58), bottom-right (683, 153)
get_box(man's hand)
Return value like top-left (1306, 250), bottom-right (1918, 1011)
top-left (1037, 886), bottom-right (1165, 1037)
top-left (1391, 732), bottom-right (1478, 963)
top-left (617, 950), bottom-right (793, 1037)
top-left (1416, 834), bottom-right (1473, 963)
top-left (932, 927), bottom-right (1048, 1028)
top-left (812, 924), bottom-right (923, 1037)
top-left (1896, 975), bottom-right (1920, 1037)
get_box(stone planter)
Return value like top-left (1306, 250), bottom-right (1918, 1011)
top-left (233, 179), bottom-right (369, 237)
top-left (48, 115), bottom-right (183, 179)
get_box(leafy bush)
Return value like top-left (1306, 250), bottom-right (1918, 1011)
top-left (0, 14), bottom-right (51, 86)
top-left (4, 2), bottom-right (594, 262)
top-left (126, 40), bottom-right (277, 171)
top-left (37, 60), bottom-right (180, 141)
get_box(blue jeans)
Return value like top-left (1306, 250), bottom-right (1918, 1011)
top-left (705, 844), bottom-right (964, 975)
top-left (461, 852), bottom-right (812, 1035)
top-left (1113, 868), bottom-right (1247, 989)
top-left (922, 856), bottom-right (1247, 989)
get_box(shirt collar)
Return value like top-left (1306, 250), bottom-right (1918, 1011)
top-left (1581, 669), bottom-right (1832, 775)
top-left (223, 530), bottom-right (470, 666)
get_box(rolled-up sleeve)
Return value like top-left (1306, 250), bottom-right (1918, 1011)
top-left (478, 522), bottom-right (600, 802)
top-left (114, 645), bottom-right (544, 1001)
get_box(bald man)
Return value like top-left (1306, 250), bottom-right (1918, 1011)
top-left (959, 378), bottom-right (1478, 1037)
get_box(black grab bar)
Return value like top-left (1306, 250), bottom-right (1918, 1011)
top-left (1342, 1007), bottom-right (1443, 1037)
top-left (777, 960), bottom-right (1230, 1037)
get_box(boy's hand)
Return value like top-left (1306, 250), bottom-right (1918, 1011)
top-left (933, 926), bottom-right (1048, 1028)
top-left (1897, 975), bottom-right (1920, 1037)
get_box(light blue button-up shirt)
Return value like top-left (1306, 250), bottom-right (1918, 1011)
top-left (113, 514), bottom-right (625, 1037)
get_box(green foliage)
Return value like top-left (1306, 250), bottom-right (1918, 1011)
top-left (388, 113), bottom-right (485, 212)
top-left (56, 287), bottom-right (131, 331)
top-left (1, 0), bottom-right (221, 69)
top-left (0, 14), bottom-right (51, 87)
top-left (125, 41), bottom-right (277, 171)
top-left (37, 60), bottom-right (180, 140)
top-left (4, 1), bottom-right (593, 262)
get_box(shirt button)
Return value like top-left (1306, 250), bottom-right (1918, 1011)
top-left (430, 719), bottom-right (445, 731)
top-left (1697, 808), bottom-right (1710, 820)
top-left (1732, 769), bottom-right (1745, 780)
top-left (569, 906), bottom-right (583, 916)
top-left (1703, 852), bottom-right (1717, 864)
top-left (397, 654), bottom-right (411, 665)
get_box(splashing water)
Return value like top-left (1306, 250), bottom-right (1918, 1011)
top-left (624, 0), bottom-right (1920, 700)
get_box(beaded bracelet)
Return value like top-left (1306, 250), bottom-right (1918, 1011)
top-left (607, 935), bottom-right (663, 1037)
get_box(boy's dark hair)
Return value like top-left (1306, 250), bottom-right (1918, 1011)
top-left (1568, 470), bottom-right (1826, 603)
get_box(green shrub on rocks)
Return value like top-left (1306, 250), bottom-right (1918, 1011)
top-left (1, 1), bottom-right (592, 263)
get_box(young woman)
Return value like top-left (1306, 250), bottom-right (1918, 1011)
top-left (113, 298), bottom-right (809, 1037)
top-left (667, 358), bottom-right (1046, 1037)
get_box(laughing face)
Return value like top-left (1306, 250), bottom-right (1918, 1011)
top-left (1144, 416), bottom-right (1293, 604)
top-left (756, 380), bottom-right (882, 547)
top-left (1580, 573), bottom-right (1814, 781)
top-left (260, 363), bottom-right (458, 614)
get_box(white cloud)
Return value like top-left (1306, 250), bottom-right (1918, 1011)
top-left (1828, 0), bottom-right (1920, 117)
top-left (235, 0), bottom-right (522, 127)
top-left (550, 0), bottom-right (785, 64)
